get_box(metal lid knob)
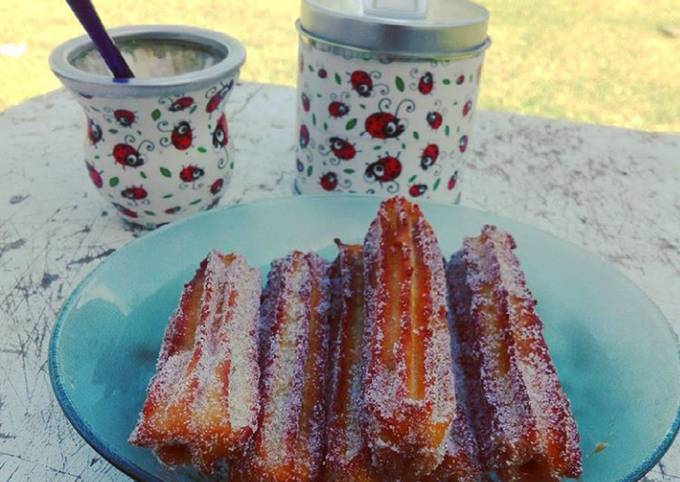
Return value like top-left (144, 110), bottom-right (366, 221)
top-left (362, 0), bottom-right (428, 20)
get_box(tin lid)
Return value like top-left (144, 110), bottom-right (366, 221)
top-left (300, 0), bottom-right (489, 57)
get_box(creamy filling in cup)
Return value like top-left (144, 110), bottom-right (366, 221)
top-left (294, 0), bottom-right (489, 202)
top-left (50, 26), bottom-right (245, 228)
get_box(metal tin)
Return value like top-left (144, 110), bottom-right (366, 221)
top-left (294, 0), bottom-right (490, 202)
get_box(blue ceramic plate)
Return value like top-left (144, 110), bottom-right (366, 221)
top-left (49, 195), bottom-right (680, 482)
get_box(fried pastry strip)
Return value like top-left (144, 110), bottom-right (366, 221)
top-left (362, 196), bottom-right (455, 479)
top-left (129, 251), bottom-right (261, 474)
top-left (424, 324), bottom-right (484, 482)
top-left (322, 242), bottom-right (379, 482)
top-left (447, 225), bottom-right (582, 481)
top-left (232, 251), bottom-right (331, 482)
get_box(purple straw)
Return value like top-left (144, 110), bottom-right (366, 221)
top-left (65, 0), bottom-right (134, 80)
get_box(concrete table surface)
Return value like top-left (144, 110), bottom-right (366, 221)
top-left (0, 82), bottom-right (678, 480)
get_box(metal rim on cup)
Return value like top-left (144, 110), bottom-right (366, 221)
top-left (49, 25), bottom-right (246, 97)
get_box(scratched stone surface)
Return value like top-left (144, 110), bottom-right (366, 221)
top-left (0, 82), bottom-right (678, 481)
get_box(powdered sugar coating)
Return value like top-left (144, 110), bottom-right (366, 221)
top-left (447, 225), bottom-right (582, 481)
top-left (424, 312), bottom-right (484, 482)
top-left (129, 251), bottom-right (261, 474)
top-left (323, 243), bottom-right (379, 482)
top-left (362, 197), bottom-right (455, 479)
top-left (232, 251), bottom-right (331, 482)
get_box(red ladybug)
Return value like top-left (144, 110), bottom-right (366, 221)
top-left (448, 171), bottom-right (459, 190)
top-left (301, 93), bottom-right (311, 112)
top-left (320, 172), bottom-right (338, 191)
top-left (87, 118), bottom-right (102, 145)
top-left (350, 70), bottom-right (373, 97)
top-left (328, 101), bottom-right (349, 118)
top-left (456, 74), bottom-right (465, 85)
top-left (365, 112), bottom-right (405, 139)
top-left (318, 68), bottom-right (328, 79)
top-left (212, 114), bottom-right (228, 148)
top-left (171, 121), bottom-right (193, 150)
top-left (300, 124), bottom-right (310, 148)
top-left (418, 72), bottom-right (434, 95)
top-left (113, 203), bottom-right (138, 218)
top-left (420, 144), bottom-right (439, 170)
top-left (459, 135), bottom-right (469, 153)
top-left (113, 143), bottom-right (144, 168)
top-left (210, 178), bottom-right (224, 195)
top-left (114, 109), bottom-right (135, 127)
top-left (329, 137), bottom-right (356, 160)
top-left (169, 96), bottom-right (194, 112)
top-left (121, 185), bottom-right (148, 200)
top-left (206, 80), bottom-right (234, 113)
top-left (85, 162), bottom-right (102, 188)
top-left (365, 155), bottom-right (402, 183)
top-left (426, 111), bottom-right (443, 130)
top-left (409, 184), bottom-right (427, 197)
top-left (463, 100), bottom-right (473, 117)
top-left (180, 165), bottom-right (205, 182)
top-left (165, 206), bottom-right (181, 215)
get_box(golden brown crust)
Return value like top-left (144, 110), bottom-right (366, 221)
top-left (129, 251), bottom-right (261, 474)
top-left (362, 197), bottom-right (455, 479)
top-left (447, 226), bottom-right (582, 481)
top-left (232, 251), bottom-right (331, 482)
top-left (322, 242), bottom-right (380, 482)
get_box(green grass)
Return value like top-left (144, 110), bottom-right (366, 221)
top-left (1, 0), bottom-right (678, 132)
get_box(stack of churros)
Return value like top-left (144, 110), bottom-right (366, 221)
top-left (130, 197), bottom-right (582, 482)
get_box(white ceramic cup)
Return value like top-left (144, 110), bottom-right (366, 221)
top-left (50, 26), bottom-right (245, 228)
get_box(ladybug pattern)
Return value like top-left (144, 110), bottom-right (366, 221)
top-left (328, 100), bottom-right (350, 119)
top-left (205, 79), bottom-right (234, 113)
top-left (409, 184), bottom-right (428, 197)
top-left (212, 114), bottom-right (228, 149)
top-left (322, 137), bottom-right (356, 161)
top-left (417, 72), bottom-right (434, 95)
top-left (459, 135), bottom-right (469, 153)
top-left (299, 124), bottom-right (310, 149)
top-left (112, 202), bottom-right (138, 219)
top-left (210, 178), bottom-right (224, 195)
top-left (171, 121), bottom-right (193, 150)
top-left (180, 165), bottom-right (205, 183)
top-left (113, 143), bottom-right (145, 168)
top-left (448, 171), bottom-right (459, 191)
top-left (87, 118), bottom-right (103, 145)
top-left (365, 154), bottom-right (402, 185)
top-left (121, 185), bottom-right (148, 200)
top-left (463, 100), bottom-right (473, 117)
top-left (86, 162), bottom-right (103, 188)
top-left (364, 99), bottom-right (414, 140)
top-left (350, 70), bottom-right (373, 97)
top-left (320, 172), bottom-right (338, 191)
top-left (74, 73), bottom-right (238, 227)
top-left (169, 96), bottom-right (194, 112)
top-left (295, 39), bottom-right (484, 201)
top-left (420, 144), bottom-right (439, 170)
top-left (301, 93), bottom-right (311, 112)
top-left (426, 111), bottom-right (443, 130)
top-left (114, 109), bottom-right (136, 127)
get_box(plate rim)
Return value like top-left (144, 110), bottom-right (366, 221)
top-left (48, 194), bottom-right (680, 482)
